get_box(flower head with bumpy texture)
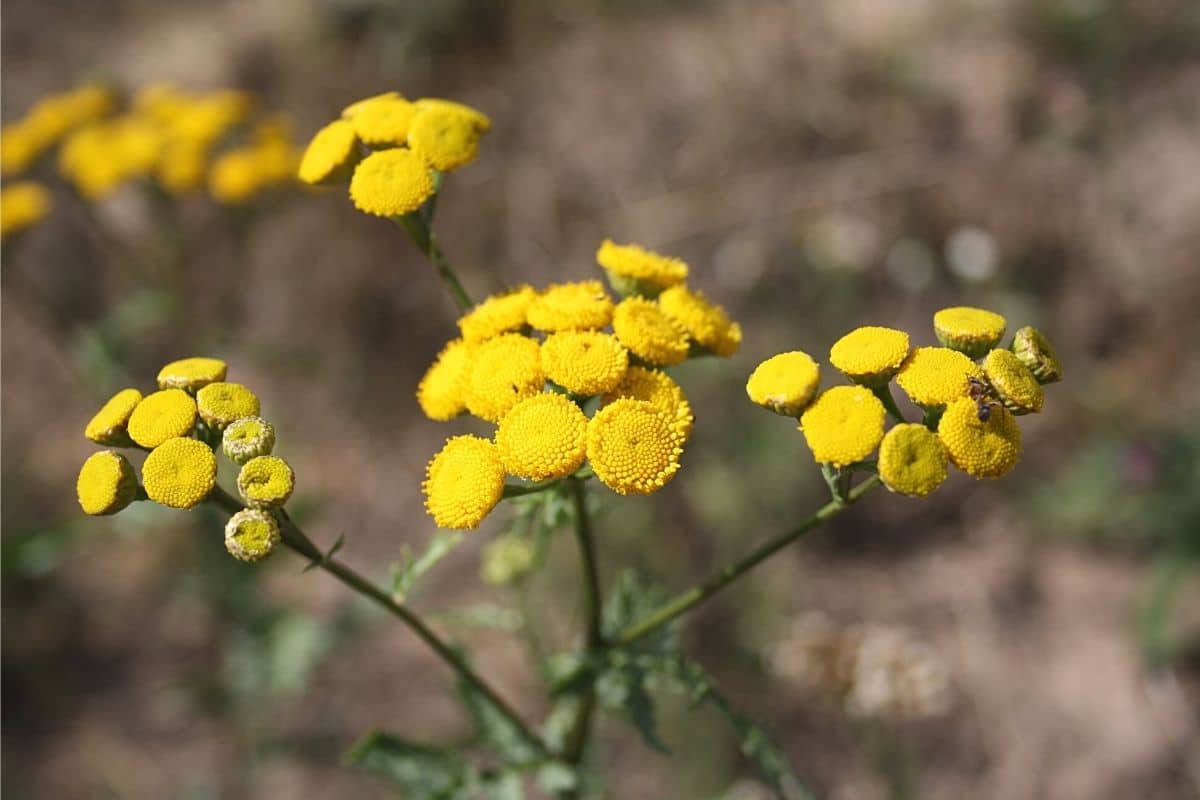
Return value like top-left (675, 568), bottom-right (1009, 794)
top-left (225, 509), bottom-right (281, 562)
top-left (237, 455), bottom-right (295, 509)
top-left (414, 98), bottom-right (492, 133)
top-left (298, 119), bottom-right (360, 185)
top-left (596, 239), bottom-right (688, 296)
top-left (746, 351), bottom-right (821, 416)
top-left (417, 338), bottom-right (474, 421)
top-left (933, 306), bottom-right (1006, 359)
top-left (612, 297), bottom-right (690, 366)
top-left (982, 349), bottom-right (1043, 415)
top-left (495, 393), bottom-right (588, 481)
top-left (408, 104), bottom-right (486, 171)
top-left (658, 284), bottom-right (742, 357)
top-left (829, 327), bottom-right (910, 386)
top-left (346, 95), bottom-right (418, 147)
top-left (895, 347), bottom-right (984, 410)
top-left (602, 366), bottom-right (694, 440)
top-left (541, 331), bottom-right (629, 396)
top-left (142, 437), bottom-right (217, 509)
top-left (197, 382), bottom-right (261, 430)
top-left (464, 334), bottom-right (544, 423)
top-left (157, 357), bottom-right (228, 391)
top-left (799, 386), bottom-right (886, 467)
top-left (349, 148), bottom-right (434, 217)
top-left (1012, 326), bottom-right (1062, 384)
top-left (423, 435), bottom-right (505, 529)
top-left (222, 416), bottom-right (276, 465)
top-left (127, 389), bottom-right (198, 448)
top-left (1, 181), bottom-right (52, 240)
top-left (342, 91), bottom-right (403, 120)
top-left (878, 424), bottom-right (948, 497)
top-left (458, 286), bottom-right (535, 344)
top-left (586, 399), bottom-right (684, 495)
top-left (77, 451), bottom-right (138, 515)
top-left (526, 281), bottom-right (614, 332)
top-left (85, 388), bottom-right (143, 445)
top-left (938, 396), bottom-right (1022, 479)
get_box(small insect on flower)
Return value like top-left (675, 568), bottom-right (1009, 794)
top-left (895, 347), bottom-right (984, 411)
top-left (965, 376), bottom-right (999, 422)
top-left (937, 396), bottom-right (1022, 479)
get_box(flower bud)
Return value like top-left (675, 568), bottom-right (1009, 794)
top-left (1011, 326), bottom-right (1062, 384)
top-left (237, 455), bottom-right (295, 509)
top-left (222, 416), bottom-right (276, 465)
top-left (225, 508), bottom-right (281, 562)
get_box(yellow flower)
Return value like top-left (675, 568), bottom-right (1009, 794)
top-left (84, 387), bottom-right (143, 445)
top-left (222, 416), bottom-right (276, 465)
top-left (829, 326), bottom-right (910, 386)
top-left (587, 399), bottom-right (685, 495)
top-left (423, 435), bottom-right (505, 529)
top-left (526, 281), bottom-right (614, 332)
top-left (76, 450), bottom-right (138, 515)
top-left (349, 148), bottom-right (435, 217)
top-left (142, 437), bottom-right (218, 509)
top-left (1012, 326), bottom-right (1062, 384)
top-left (59, 117), bottom-right (163, 198)
top-left (658, 284), bottom-right (742, 357)
top-left (237, 455), bottom-right (295, 508)
top-left (982, 349), bottom-right (1044, 415)
top-left (342, 91), bottom-right (404, 119)
top-left (933, 306), bottom-right (1006, 359)
top-left (197, 382), bottom-right (261, 430)
top-left (878, 424), bottom-right (948, 497)
top-left (746, 351), bottom-right (820, 416)
top-left (127, 389), bottom-right (198, 448)
top-left (156, 141), bottom-right (208, 194)
top-left (495, 393), bottom-right (588, 481)
top-left (611, 297), bottom-right (690, 366)
top-left (4, 84), bottom-right (115, 177)
top-left (541, 331), bottom-right (629, 396)
top-left (208, 148), bottom-right (264, 204)
top-left (481, 535), bottom-right (536, 586)
top-left (458, 286), bottom-right (535, 343)
top-left (347, 94), bottom-right (420, 147)
top-left (224, 508), bottom-right (281, 562)
top-left (895, 347), bottom-right (984, 410)
top-left (938, 396), bottom-right (1022, 479)
top-left (602, 366), bottom-right (694, 440)
top-left (596, 239), bottom-right (688, 296)
top-left (157, 357), bottom-right (228, 391)
top-left (298, 119), bottom-right (360, 185)
top-left (799, 386), bottom-right (886, 467)
top-left (464, 333), bottom-right (545, 423)
top-left (407, 104), bottom-right (487, 171)
top-left (417, 338), bottom-right (474, 421)
top-left (414, 98), bottom-right (492, 133)
top-left (1, 181), bottom-right (52, 240)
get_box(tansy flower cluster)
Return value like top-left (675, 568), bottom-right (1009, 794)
top-left (417, 241), bottom-right (741, 529)
top-left (748, 307), bottom-right (1061, 497)
top-left (76, 357), bottom-right (295, 563)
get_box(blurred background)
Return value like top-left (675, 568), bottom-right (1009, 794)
top-left (3, 0), bottom-right (1199, 797)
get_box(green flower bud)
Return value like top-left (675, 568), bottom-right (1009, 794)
top-left (222, 416), bottom-right (276, 464)
top-left (225, 508), bottom-right (281, 562)
top-left (1011, 326), bottom-right (1062, 384)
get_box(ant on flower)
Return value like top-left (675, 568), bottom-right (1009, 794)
top-left (966, 376), bottom-right (1000, 422)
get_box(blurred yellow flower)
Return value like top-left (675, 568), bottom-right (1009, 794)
top-left (586, 398), bottom-right (684, 495)
top-left (127, 389), bottom-right (198, 448)
top-left (526, 281), bottom-right (614, 332)
top-left (541, 331), bottom-right (629, 396)
top-left (84, 387), bottom-right (143, 445)
top-left (878, 424), bottom-right (948, 497)
top-left (298, 119), bottom-right (360, 185)
top-left (938, 396), bottom-right (1022, 479)
top-left (746, 351), bottom-right (820, 416)
top-left (408, 104), bottom-right (487, 171)
top-left (142, 437), bottom-right (217, 509)
top-left (611, 297), bottom-right (690, 366)
top-left (349, 148), bottom-right (435, 217)
top-left (347, 94), bottom-right (419, 147)
top-left (0, 181), bottom-right (52, 240)
top-left (423, 435), bottom-right (505, 529)
top-left (76, 451), bottom-right (138, 516)
top-left (413, 98), bottom-right (492, 133)
top-left (799, 386), bottom-right (886, 467)
top-left (495, 393), bottom-right (588, 481)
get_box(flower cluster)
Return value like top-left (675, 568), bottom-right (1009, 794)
top-left (297, 91), bottom-right (491, 217)
top-left (418, 241), bottom-right (741, 528)
top-left (76, 357), bottom-right (295, 562)
top-left (748, 307), bottom-right (1062, 495)
top-left (0, 181), bottom-right (52, 241)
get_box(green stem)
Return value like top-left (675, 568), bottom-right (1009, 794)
top-left (395, 214), bottom-right (473, 312)
top-left (205, 485), bottom-right (548, 758)
top-left (872, 384), bottom-right (907, 424)
top-left (613, 475), bottom-right (881, 647)
top-left (502, 479), bottom-right (563, 499)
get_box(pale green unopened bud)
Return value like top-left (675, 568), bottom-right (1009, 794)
top-left (222, 416), bottom-right (276, 464)
top-left (603, 269), bottom-right (666, 299)
top-left (1011, 326), bottom-right (1062, 384)
top-left (481, 535), bottom-right (536, 586)
top-left (224, 508), bottom-right (281, 562)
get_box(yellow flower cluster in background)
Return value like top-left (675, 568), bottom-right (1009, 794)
top-left (748, 306), bottom-right (1061, 496)
top-left (76, 357), bottom-right (296, 563)
top-left (417, 241), bottom-right (740, 528)
top-left (0, 181), bottom-right (52, 241)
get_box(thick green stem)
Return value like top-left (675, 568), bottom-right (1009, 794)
top-left (613, 475), bottom-right (881, 647)
top-left (872, 384), bottom-right (908, 424)
top-left (395, 214), bottom-right (473, 312)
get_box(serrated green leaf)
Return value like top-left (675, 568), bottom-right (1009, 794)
top-left (596, 661), bottom-right (670, 754)
top-left (391, 531), bottom-right (464, 601)
top-left (344, 731), bottom-right (470, 799)
top-left (457, 681), bottom-right (540, 766)
top-left (602, 570), bottom-right (674, 655)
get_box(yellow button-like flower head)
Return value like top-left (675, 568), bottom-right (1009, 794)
top-left (298, 119), bottom-right (360, 185)
top-left (342, 91), bottom-right (404, 119)
top-left (746, 351), bottom-right (821, 416)
top-left (423, 435), bottom-right (505, 529)
top-left (208, 149), bottom-right (264, 204)
top-left (127, 389), bottom-right (198, 448)
top-left (982, 349), bottom-right (1044, 415)
top-left (197, 382), bottom-right (261, 430)
top-left (237, 455), bottom-right (295, 509)
top-left (526, 281), bottom-right (614, 332)
top-left (1011, 326), bottom-right (1063, 384)
top-left (495, 393), bottom-right (588, 481)
top-left (658, 284), bottom-right (742, 357)
top-left (933, 306), bottom-right (1006, 359)
top-left (878, 424), bottom-right (949, 497)
top-left (602, 366), bottom-right (694, 441)
top-left (1, 181), bottom-right (52, 240)
top-left (76, 451), bottom-right (139, 515)
top-left (938, 396), bottom-right (1022, 479)
top-left (408, 104), bottom-right (487, 171)
top-left (541, 331), bottom-right (629, 396)
top-left (349, 148), bottom-right (435, 217)
top-left (222, 416), bottom-right (276, 465)
top-left (157, 356), bottom-right (228, 391)
top-left (799, 386), bottom-right (886, 467)
top-left (596, 239), bottom-right (688, 296)
top-left (85, 387), bottom-right (143, 445)
top-left (142, 437), bottom-right (217, 509)
top-left (458, 286), bottom-right (535, 343)
top-left (347, 95), bottom-right (419, 147)
top-left (586, 398), bottom-right (685, 495)
top-left (895, 347), bottom-right (984, 410)
top-left (829, 326), bottom-right (910, 386)
top-left (414, 98), bottom-right (492, 133)
top-left (225, 508), bottom-right (281, 562)
top-left (417, 338), bottom-right (474, 421)
top-left (464, 334), bottom-right (545, 423)
top-left (612, 297), bottom-right (690, 366)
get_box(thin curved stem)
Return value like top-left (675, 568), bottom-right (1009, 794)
top-left (612, 475), bottom-right (881, 648)
top-left (395, 214), bottom-right (473, 312)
